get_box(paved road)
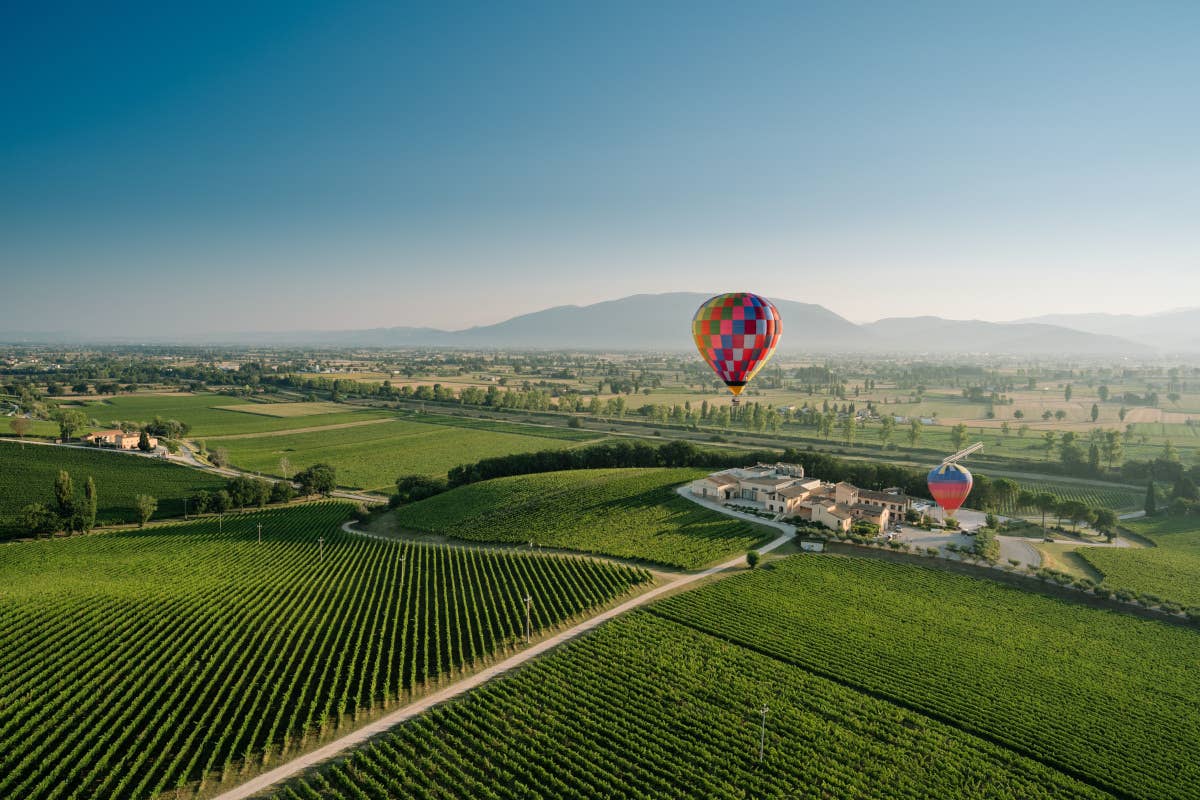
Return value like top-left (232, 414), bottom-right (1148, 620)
top-left (213, 499), bottom-right (794, 800)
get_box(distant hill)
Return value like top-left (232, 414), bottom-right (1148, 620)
top-left (862, 317), bottom-right (1152, 355)
top-left (0, 293), bottom-right (1160, 354)
top-left (1017, 309), bottom-right (1200, 351)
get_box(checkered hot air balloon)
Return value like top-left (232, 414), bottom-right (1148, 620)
top-left (927, 462), bottom-right (973, 515)
top-left (692, 293), bottom-right (782, 400)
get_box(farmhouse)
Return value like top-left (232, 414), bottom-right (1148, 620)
top-left (690, 463), bottom-right (910, 532)
top-left (83, 429), bottom-right (158, 450)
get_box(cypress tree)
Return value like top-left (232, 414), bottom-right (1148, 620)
top-left (1145, 480), bottom-right (1158, 516)
top-left (83, 477), bottom-right (97, 532)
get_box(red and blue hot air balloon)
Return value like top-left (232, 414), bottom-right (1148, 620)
top-left (692, 292), bottom-right (782, 402)
top-left (927, 462), bottom-right (973, 516)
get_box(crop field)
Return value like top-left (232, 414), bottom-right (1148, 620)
top-left (997, 478), bottom-right (1143, 513)
top-left (0, 440), bottom-right (225, 534)
top-left (60, 394), bottom-right (394, 438)
top-left (648, 555), bottom-right (1200, 800)
top-left (214, 418), bottom-right (605, 491)
top-left (1078, 516), bottom-right (1200, 606)
top-left (214, 401), bottom-right (353, 417)
top-left (392, 468), bottom-right (775, 569)
top-left (274, 612), bottom-right (1109, 800)
top-left (404, 411), bottom-right (602, 441)
top-left (0, 503), bottom-right (648, 799)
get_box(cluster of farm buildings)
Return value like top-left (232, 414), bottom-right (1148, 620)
top-left (81, 429), bottom-right (159, 450)
top-left (690, 463), bottom-right (911, 532)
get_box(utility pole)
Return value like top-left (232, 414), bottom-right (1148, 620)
top-left (219, 515), bottom-right (223, 532)
top-left (183, 497), bottom-right (188, 520)
top-left (758, 704), bottom-right (769, 762)
top-left (319, 536), bottom-right (325, 562)
top-left (257, 523), bottom-right (262, 544)
top-left (524, 595), bottom-right (533, 643)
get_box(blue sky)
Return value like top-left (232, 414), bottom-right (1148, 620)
top-left (3, 1), bottom-right (1199, 335)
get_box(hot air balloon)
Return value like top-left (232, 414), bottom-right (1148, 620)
top-left (692, 292), bottom-right (782, 403)
top-left (927, 462), bottom-right (973, 518)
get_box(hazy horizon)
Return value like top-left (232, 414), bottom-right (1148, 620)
top-left (4, 2), bottom-right (1199, 336)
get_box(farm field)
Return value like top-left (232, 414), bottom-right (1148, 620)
top-left (995, 478), bottom-right (1143, 514)
top-left (0, 440), bottom-right (225, 535)
top-left (391, 467), bottom-right (775, 569)
top-left (274, 612), bottom-right (1109, 800)
top-left (214, 401), bottom-right (354, 417)
top-left (648, 555), bottom-right (1200, 800)
top-left (0, 503), bottom-right (648, 800)
top-left (1079, 516), bottom-right (1200, 606)
top-left (213, 418), bottom-right (606, 491)
top-left (57, 393), bottom-right (394, 438)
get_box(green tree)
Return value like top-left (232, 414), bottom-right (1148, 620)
top-left (1162, 440), bottom-right (1180, 463)
top-left (297, 463), bottom-right (337, 496)
top-left (9, 417), bottom-right (32, 448)
top-left (137, 430), bottom-right (152, 451)
top-left (1090, 403), bottom-right (1099, 423)
top-left (1064, 384), bottom-right (1073, 402)
top-left (1033, 493), bottom-right (1058, 536)
top-left (1042, 430), bottom-right (1056, 455)
top-left (907, 418), bottom-right (923, 447)
top-left (20, 503), bottom-right (58, 538)
top-left (745, 550), bottom-right (760, 569)
top-left (53, 470), bottom-right (75, 519)
top-left (1098, 385), bottom-right (1109, 401)
top-left (53, 408), bottom-right (87, 441)
top-left (212, 489), bottom-right (232, 514)
top-left (1119, 406), bottom-right (1128, 422)
top-left (1145, 480), bottom-right (1158, 516)
top-left (134, 494), bottom-right (157, 527)
top-left (270, 481), bottom-right (295, 504)
top-left (840, 413), bottom-right (856, 445)
top-left (999, 420), bottom-right (1010, 437)
top-left (950, 424), bottom-right (968, 451)
top-left (83, 476), bottom-right (97, 532)
top-left (878, 415), bottom-right (894, 447)
top-left (1092, 508), bottom-right (1119, 542)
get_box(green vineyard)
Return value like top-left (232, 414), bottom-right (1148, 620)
top-left (998, 478), bottom-right (1143, 514)
top-left (272, 614), bottom-right (1107, 800)
top-left (1080, 515), bottom-right (1200, 607)
top-left (0, 503), bottom-right (649, 799)
top-left (649, 556), bottom-right (1200, 800)
top-left (391, 467), bottom-right (775, 569)
top-left (0, 439), bottom-right (226, 534)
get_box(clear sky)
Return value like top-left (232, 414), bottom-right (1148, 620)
top-left (3, 1), bottom-right (1199, 335)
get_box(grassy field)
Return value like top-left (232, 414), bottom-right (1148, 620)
top-left (1078, 515), bottom-right (1200, 607)
top-left (0, 503), bottom-right (648, 800)
top-left (648, 555), bottom-right (1200, 800)
top-left (273, 552), bottom-right (1200, 800)
top-left (58, 393), bottom-right (393, 438)
top-left (0, 440), bottom-right (225, 534)
top-left (274, 612), bottom-right (1109, 800)
top-left (391, 467), bottom-right (775, 569)
top-left (213, 417), bottom-right (606, 491)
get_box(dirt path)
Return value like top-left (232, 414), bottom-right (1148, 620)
top-left (200, 417), bottom-right (396, 441)
top-left (212, 521), bottom-right (794, 800)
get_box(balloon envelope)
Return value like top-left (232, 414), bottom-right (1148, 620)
top-left (692, 293), bottom-right (782, 396)
top-left (927, 463), bottom-right (973, 514)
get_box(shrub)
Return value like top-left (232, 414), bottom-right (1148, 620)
top-left (746, 550), bottom-right (760, 569)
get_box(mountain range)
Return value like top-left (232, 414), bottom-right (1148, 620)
top-left (5, 294), bottom-right (1193, 354)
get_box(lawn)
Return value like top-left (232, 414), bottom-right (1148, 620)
top-left (0, 440), bottom-right (225, 535)
top-left (213, 418), bottom-right (606, 492)
top-left (391, 467), bottom-right (775, 569)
